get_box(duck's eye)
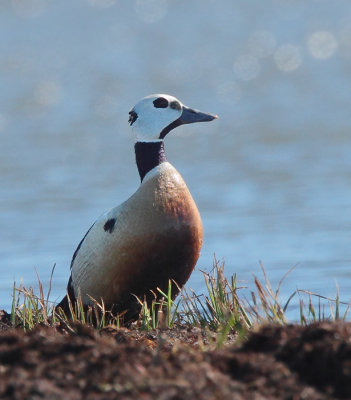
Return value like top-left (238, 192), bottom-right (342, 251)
top-left (153, 97), bottom-right (169, 108)
top-left (128, 110), bottom-right (138, 125)
top-left (170, 101), bottom-right (181, 110)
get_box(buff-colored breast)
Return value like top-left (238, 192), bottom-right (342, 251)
top-left (71, 162), bottom-right (203, 311)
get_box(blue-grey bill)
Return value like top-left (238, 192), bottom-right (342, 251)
top-left (179, 106), bottom-right (218, 125)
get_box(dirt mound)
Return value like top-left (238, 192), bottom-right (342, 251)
top-left (0, 319), bottom-right (350, 399)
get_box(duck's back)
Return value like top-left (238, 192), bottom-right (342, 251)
top-left (71, 162), bottom-right (203, 312)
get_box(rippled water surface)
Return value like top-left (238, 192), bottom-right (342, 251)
top-left (1, 0), bottom-right (351, 317)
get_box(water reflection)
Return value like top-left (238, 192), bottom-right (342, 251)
top-left (0, 0), bottom-right (350, 318)
top-left (247, 31), bottom-right (276, 59)
top-left (216, 81), bottom-right (242, 105)
top-left (33, 81), bottom-right (62, 107)
top-left (88, 0), bottom-right (117, 8)
top-left (134, 0), bottom-right (168, 23)
top-left (307, 31), bottom-right (338, 59)
top-left (11, 0), bottom-right (47, 18)
top-left (233, 55), bottom-right (260, 81)
top-left (274, 44), bottom-right (302, 72)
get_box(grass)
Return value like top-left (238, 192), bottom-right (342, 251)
top-left (8, 258), bottom-right (351, 344)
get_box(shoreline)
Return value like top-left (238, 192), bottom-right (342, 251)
top-left (2, 261), bottom-right (350, 398)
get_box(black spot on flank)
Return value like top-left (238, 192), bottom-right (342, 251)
top-left (128, 110), bottom-right (138, 125)
top-left (170, 100), bottom-right (181, 111)
top-left (104, 218), bottom-right (116, 233)
top-left (153, 97), bottom-right (169, 108)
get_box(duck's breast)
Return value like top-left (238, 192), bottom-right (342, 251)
top-left (72, 162), bottom-right (203, 306)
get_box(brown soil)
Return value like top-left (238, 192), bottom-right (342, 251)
top-left (0, 311), bottom-right (350, 399)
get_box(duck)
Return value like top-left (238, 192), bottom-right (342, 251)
top-left (57, 94), bottom-right (218, 319)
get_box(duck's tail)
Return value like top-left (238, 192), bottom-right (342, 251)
top-left (55, 276), bottom-right (76, 316)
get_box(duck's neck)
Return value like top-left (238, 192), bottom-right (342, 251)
top-left (135, 141), bottom-right (167, 182)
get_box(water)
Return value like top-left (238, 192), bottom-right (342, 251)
top-left (1, 0), bottom-right (351, 318)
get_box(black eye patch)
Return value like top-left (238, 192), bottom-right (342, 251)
top-left (170, 101), bottom-right (181, 110)
top-left (128, 110), bottom-right (138, 125)
top-left (153, 97), bottom-right (169, 108)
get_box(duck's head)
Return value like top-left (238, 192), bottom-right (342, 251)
top-left (129, 94), bottom-right (218, 142)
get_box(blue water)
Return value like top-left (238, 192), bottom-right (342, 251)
top-left (1, 0), bottom-right (351, 319)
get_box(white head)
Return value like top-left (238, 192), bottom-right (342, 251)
top-left (129, 93), bottom-right (218, 142)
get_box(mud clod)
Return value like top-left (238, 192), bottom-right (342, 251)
top-left (0, 317), bottom-right (350, 399)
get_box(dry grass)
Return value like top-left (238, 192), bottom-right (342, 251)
top-left (9, 258), bottom-right (351, 344)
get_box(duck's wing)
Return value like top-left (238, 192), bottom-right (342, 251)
top-left (57, 162), bottom-right (203, 314)
top-left (56, 221), bottom-right (95, 312)
top-left (70, 223), bottom-right (95, 270)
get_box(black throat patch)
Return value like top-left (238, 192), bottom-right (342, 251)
top-left (134, 141), bottom-right (167, 182)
